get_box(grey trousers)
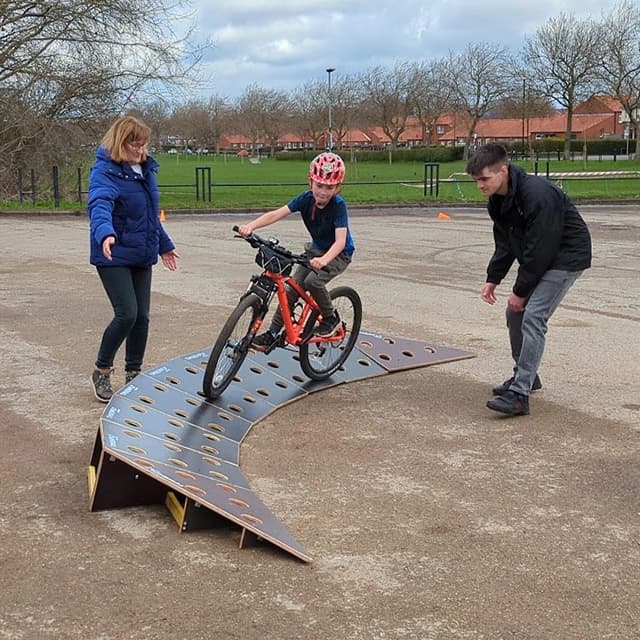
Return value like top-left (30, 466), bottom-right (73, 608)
top-left (269, 244), bottom-right (351, 332)
top-left (507, 269), bottom-right (583, 395)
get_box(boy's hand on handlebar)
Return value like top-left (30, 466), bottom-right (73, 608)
top-left (236, 224), bottom-right (253, 237)
top-left (309, 256), bottom-right (327, 270)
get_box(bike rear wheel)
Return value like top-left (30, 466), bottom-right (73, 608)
top-left (203, 293), bottom-right (263, 399)
top-left (299, 286), bottom-right (362, 380)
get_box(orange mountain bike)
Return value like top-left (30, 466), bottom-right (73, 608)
top-left (202, 226), bottom-right (362, 400)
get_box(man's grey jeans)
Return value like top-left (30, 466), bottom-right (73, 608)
top-left (506, 269), bottom-right (584, 395)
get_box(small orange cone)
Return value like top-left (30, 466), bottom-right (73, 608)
top-left (437, 212), bottom-right (451, 220)
top-left (159, 209), bottom-right (166, 222)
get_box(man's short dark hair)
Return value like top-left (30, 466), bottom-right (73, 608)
top-left (466, 143), bottom-right (508, 176)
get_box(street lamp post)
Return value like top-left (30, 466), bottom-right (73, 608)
top-left (521, 79), bottom-right (526, 157)
top-left (326, 67), bottom-right (335, 151)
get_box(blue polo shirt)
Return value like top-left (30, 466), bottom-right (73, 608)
top-left (287, 190), bottom-right (355, 256)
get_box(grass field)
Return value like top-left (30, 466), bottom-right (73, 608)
top-left (154, 153), bottom-right (640, 209)
top-left (4, 153), bottom-right (640, 211)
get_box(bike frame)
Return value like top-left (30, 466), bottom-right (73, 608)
top-left (252, 268), bottom-right (345, 347)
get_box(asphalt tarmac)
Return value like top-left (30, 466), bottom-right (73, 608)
top-left (1, 204), bottom-right (638, 639)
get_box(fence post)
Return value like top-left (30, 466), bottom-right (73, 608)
top-left (195, 166), bottom-right (212, 202)
top-left (423, 162), bottom-right (440, 197)
top-left (52, 165), bottom-right (60, 208)
top-left (77, 168), bottom-right (83, 203)
top-left (18, 169), bottom-right (24, 204)
top-left (30, 169), bottom-right (36, 205)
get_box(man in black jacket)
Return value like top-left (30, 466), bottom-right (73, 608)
top-left (466, 144), bottom-right (592, 416)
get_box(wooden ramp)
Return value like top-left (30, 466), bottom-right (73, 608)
top-left (88, 331), bottom-right (474, 562)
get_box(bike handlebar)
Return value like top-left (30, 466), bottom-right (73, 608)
top-left (232, 225), bottom-right (309, 266)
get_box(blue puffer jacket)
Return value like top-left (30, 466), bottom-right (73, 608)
top-left (88, 145), bottom-right (175, 267)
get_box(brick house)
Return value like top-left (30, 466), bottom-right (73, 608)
top-left (436, 97), bottom-right (625, 147)
top-left (215, 96), bottom-right (627, 152)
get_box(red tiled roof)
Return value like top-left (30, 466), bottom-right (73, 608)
top-left (366, 123), bottom-right (424, 143)
top-left (342, 129), bottom-right (372, 143)
top-left (574, 95), bottom-right (623, 114)
top-left (220, 134), bottom-right (252, 146)
top-left (278, 132), bottom-right (313, 144)
top-left (216, 96), bottom-right (627, 149)
top-left (438, 112), bottom-right (620, 142)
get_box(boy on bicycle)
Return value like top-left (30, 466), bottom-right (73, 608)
top-left (237, 151), bottom-right (355, 351)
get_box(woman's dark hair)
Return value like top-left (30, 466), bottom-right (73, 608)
top-left (466, 143), bottom-right (508, 176)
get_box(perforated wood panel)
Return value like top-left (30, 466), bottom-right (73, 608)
top-left (88, 331), bottom-right (474, 562)
top-left (355, 330), bottom-right (476, 371)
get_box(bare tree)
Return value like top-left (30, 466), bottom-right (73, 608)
top-left (205, 96), bottom-right (234, 155)
top-left (290, 80), bottom-right (327, 150)
top-left (165, 97), bottom-right (231, 152)
top-left (131, 100), bottom-right (172, 149)
top-left (522, 13), bottom-right (601, 159)
top-left (0, 0), bottom-right (203, 194)
top-left (0, 0), bottom-right (201, 92)
top-left (327, 75), bottom-right (361, 151)
top-left (597, 1), bottom-right (640, 156)
top-left (490, 87), bottom-right (555, 119)
top-left (235, 85), bottom-right (291, 157)
top-left (411, 58), bottom-right (454, 145)
top-left (449, 42), bottom-right (514, 159)
top-left (358, 62), bottom-right (416, 160)
top-left (170, 102), bottom-right (207, 151)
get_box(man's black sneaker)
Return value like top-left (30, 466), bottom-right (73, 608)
top-left (91, 368), bottom-right (113, 403)
top-left (125, 370), bottom-right (140, 384)
top-left (251, 331), bottom-right (277, 352)
top-left (492, 374), bottom-right (542, 396)
top-left (486, 390), bottom-right (529, 416)
top-left (315, 313), bottom-right (340, 337)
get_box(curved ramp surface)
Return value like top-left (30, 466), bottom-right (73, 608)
top-left (88, 331), bottom-right (474, 562)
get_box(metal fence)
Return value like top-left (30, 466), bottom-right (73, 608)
top-left (9, 161), bottom-right (640, 208)
top-left (15, 166), bottom-right (217, 207)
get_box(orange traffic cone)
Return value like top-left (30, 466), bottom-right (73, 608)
top-left (437, 212), bottom-right (451, 220)
top-left (159, 209), bottom-right (166, 222)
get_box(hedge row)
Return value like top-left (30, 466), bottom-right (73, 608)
top-left (505, 137), bottom-right (637, 156)
top-left (275, 138), bottom-right (636, 163)
top-left (275, 146), bottom-right (465, 163)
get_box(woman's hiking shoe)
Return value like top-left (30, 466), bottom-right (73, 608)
top-left (486, 390), bottom-right (529, 416)
top-left (91, 368), bottom-right (113, 403)
top-left (315, 313), bottom-right (340, 337)
top-left (125, 370), bottom-right (141, 384)
top-left (492, 374), bottom-right (542, 396)
top-left (251, 332), bottom-right (277, 352)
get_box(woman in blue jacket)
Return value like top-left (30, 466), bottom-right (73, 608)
top-left (88, 116), bottom-right (179, 402)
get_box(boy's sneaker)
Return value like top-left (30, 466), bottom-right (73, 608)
top-left (125, 370), bottom-right (141, 384)
top-left (492, 374), bottom-right (542, 395)
top-left (251, 332), bottom-right (277, 352)
top-left (91, 368), bottom-right (113, 403)
top-left (486, 390), bottom-right (529, 416)
top-left (315, 313), bottom-right (340, 337)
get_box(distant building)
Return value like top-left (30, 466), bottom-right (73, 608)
top-left (204, 95), bottom-right (631, 153)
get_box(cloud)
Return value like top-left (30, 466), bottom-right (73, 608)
top-left (187, 0), bottom-right (615, 99)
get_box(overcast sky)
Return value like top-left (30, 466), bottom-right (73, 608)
top-left (187, 0), bottom-right (610, 100)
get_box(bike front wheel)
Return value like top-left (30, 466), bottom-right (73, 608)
top-left (203, 293), bottom-right (263, 400)
top-left (299, 286), bottom-right (362, 380)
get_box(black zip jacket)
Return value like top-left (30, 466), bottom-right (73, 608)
top-left (486, 165), bottom-right (592, 298)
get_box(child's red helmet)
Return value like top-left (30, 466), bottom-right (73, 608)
top-left (309, 152), bottom-right (345, 185)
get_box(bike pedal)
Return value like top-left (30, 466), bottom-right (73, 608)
top-left (262, 334), bottom-right (285, 354)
